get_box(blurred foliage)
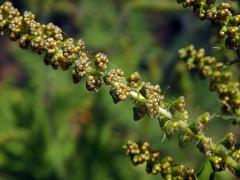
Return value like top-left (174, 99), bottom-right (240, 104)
top-left (0, 0), bottom-right (239, 179)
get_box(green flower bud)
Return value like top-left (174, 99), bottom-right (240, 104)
top-left (197, 137), bottom-right (212, 156)
top-left (163, 121), bottom-right (180, 138)
top-left (179, 134), bottom-right (192, 148)
top-left (209, 156), bottom-right (226, 172)
top-left (232, 149), bottom-right (240, 161)
top-left (220, 133), bottom-right (235, 150)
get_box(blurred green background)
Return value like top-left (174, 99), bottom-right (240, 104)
top-left (0, 0), bottom-right (240, 179)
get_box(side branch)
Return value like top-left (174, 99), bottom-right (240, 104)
top-left (179, 45), bottom-right (240, 123)
top-left (177, 0), bottom-right (240, 55)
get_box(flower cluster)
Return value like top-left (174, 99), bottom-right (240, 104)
top-left (0, 1), bottom-right (168, 120)
top-left (211, 132), bottom-right (240, 173)
top-left (104, 68), bottom-right (130, 103)
top-left (123, 140), bottom-right (196, 180)
top-left (177, 0), bottom-right (240, 51)
top-left (157, 95), bottom-right (240, 176)
top-left (179, 45), bottom-right (240, 118)
top-left (1, 1), bottom-right (240, 178)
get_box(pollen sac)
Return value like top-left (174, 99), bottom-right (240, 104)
top-left (105, 69), bottom-right (130, 103)
top-left (190, 113), bottom-right (210, 134)
top-left (44, 37), bottom-right (59, 55)
top-left (127, 71), bottom-right (142, 89)
top-left (169, 96), bottom-right (186, 113)
top-left (163, 121), bottom-right (180, 138)
top-left (75, 39), bottom-right (86, 52)
top-left (176, 96), bottom-right (186, 112)
top-left (146, 162), bottom-right (161, 175)
top-left (30, 36), bottom-right (44, 54)
top-left (110, 82), bottom-right (130, 103)
top-left (168, 96), bottom-right (189, 123)
top-left (122, 141), bottom-right (194, 177)
top-left (160, 156), bottom-right (173, 177)
top-left (23, 11), bottom-right (35, 25)
top-left (49, 53), bottom-right (71, 71)
top-left (49, 50), bottom-right (65, 69)
top-left (94, 53), bottom-right (109, 71)
top-left (62, 38), bottom-right (76, 59)
top-left (124, 141), bottom-right (150, 166)
top-left (0, 1), bottom-right (20, 31)
top-left (8, 16), bottom-right (22, 41)
top-left (104, 68), bottom-right (124, 86)
top-left (45, 22), bottom-right (63, 41)
top-left (180, 45), bottom-right (240, 117)
top-left (197, 137), bottom-right (212, 156)
top-left (209, 156), bottom-right (226, 172)
top-left (72, 53), bottom-right (90, 83)
top-left (140, 83), bottom-right (164, 118)
top-left (19, 34), bottom-right (31, 49)
top-left (86, 75), bottom-right (102, 92)
top-left (0, 2), bottom-right (22, 41)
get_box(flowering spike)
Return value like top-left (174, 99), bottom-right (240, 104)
top-left (1, 1), bottom-right (240, 178)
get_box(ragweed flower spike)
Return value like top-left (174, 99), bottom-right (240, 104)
top-left (1, 1), bottom-right (240, 178)
top-left (177, 0), bottom-right (240, 54)
top-left (179, 45), bottom-right (240, 120)
top-left (157, 96), bottom-right (240, 177)
top-left (0, 0), bottom-right (172, 120)
top-left (123, 140), bottom-right (196, 180)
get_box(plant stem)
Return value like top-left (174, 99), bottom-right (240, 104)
top-left (129, 91), bottom-right (172, 119)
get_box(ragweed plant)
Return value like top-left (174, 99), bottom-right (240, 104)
top-left (1, 1), bottom-right (240, 179)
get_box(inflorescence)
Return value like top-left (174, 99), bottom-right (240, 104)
top-left (0, 1), bottom-right (170, 120)
top-left (1, 1), bottom-right (240, 178)
top-left (177, 0), bottom-right (240, 52)
top-left (179, 45), bottom-right (240, 120)
top-left (158, 95), bottom-right (240, 177)
top-left (123, 141), bottom-right (196, 179)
